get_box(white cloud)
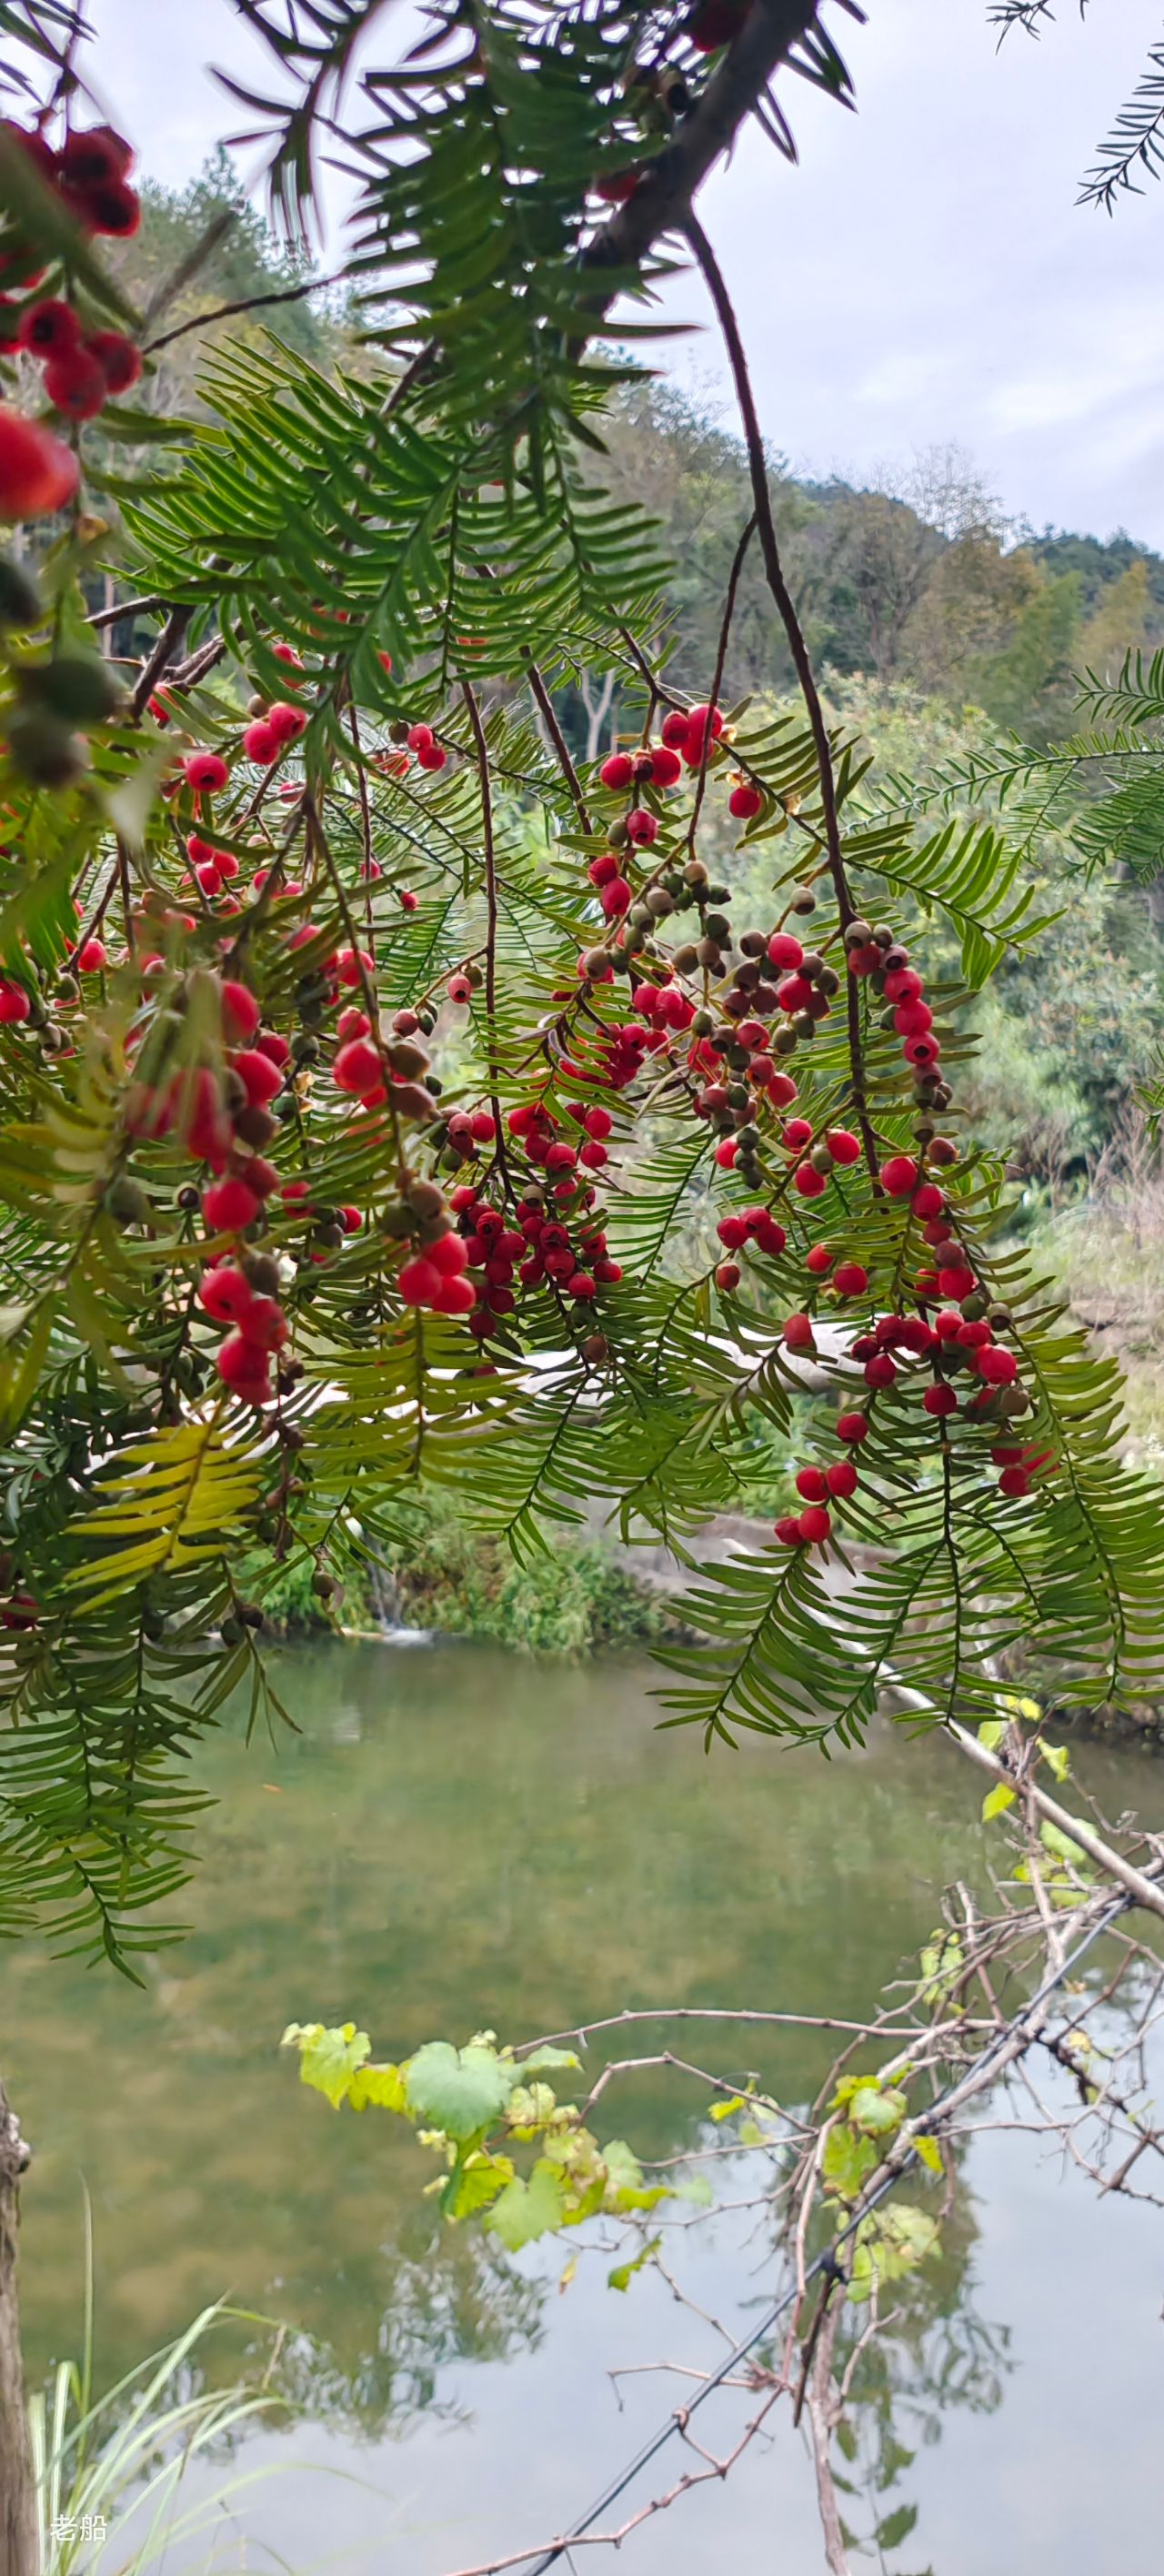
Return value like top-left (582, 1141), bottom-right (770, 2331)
top-left (80, 0), bottom-right (1164, 544)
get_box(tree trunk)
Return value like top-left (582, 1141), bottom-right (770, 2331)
top-left (0, 2077), bottom-right (35, 2576)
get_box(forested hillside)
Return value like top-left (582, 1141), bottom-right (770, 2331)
top-left (105, 156), bottom-right (1164, 752)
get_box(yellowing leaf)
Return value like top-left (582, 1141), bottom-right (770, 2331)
top-left (282, 2021), bottom-right (370, 2108)
top-left (982, 1781), bottom-right (1016, 1822)
top-left (608, 2233), bottom-right (662, 2292)
top-left (349, 2061), bottom-right (406, 2113)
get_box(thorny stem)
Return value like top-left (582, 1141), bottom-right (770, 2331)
top-left (682, 210), bottom-right (881, 1184)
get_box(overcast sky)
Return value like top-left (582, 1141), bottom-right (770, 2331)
top-left (85, 0), bottom-right (1164, 546)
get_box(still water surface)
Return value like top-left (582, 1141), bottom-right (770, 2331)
top-left (4, 1642), bottom-right (1163, 2573)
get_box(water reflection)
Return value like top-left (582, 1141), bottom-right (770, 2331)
top-left (3, 1643), bottom-right (1161, 2571)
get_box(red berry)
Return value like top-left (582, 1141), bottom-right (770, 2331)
top-left (0, 1589), bottom-right (38, 1631)
top-left (798, 1504), bottom-right (831, 1545)
top-left (432, 1273), bottom-right (477, 1315)
top-left (267, 700), bottom-right (306, 746)
top-left (216, 1333), bottom-right (272, 1400)
top-left (864, 1353), bottom-right (897, 1388)
top-left (79, 178), bottom-right (142, 237)
top-left (832, 1261), bottom-right (868, 1298)
top-left (399, 1255), bottom-right (441, 1305)
top-left (650, 745), bottom-right (683, 787)
top-left (185, 750), bottom-right (229, 792)
top-left (728, 782), bottom-right (763, 820)
top-left (406, 723), bottom-right (434, 753)
top-left (880, 1154), bottom-right (918, 1198)
top-left (203, 1177), bottom-right (260, 1233)
top-left (806, 1245), bottom-right (834, 1275)
top-left (599, 751), bottom-right (635, 790)
top-left (784, 1312), bottom-right (815, 1348)
top-left (768, 1071), bottom-right (798, 1107)
top-left (75, 938), bottom-right (107, 973)
top-left (837, 1412), bottom-right (869, 1444)
top-left (938, 1265), bottom-right (975, 1300)
top-left (256, 1029), bottom-right (290, 1068)
top-left (660, 710), bottom-right (691, 748)
top-left (85, 328), bottom-right (142, 394)
top-left (715, 1139), bottom-right (738, 1169)
top-left (796, 1466), bottom-right (829, 1503)
top-left (976, 1344), bottom-right (1018, 1384)
top-left (825, 1129), bottom-right (861, 1167)
top-left (221, 983), bottom-right (260, 1056)
top-left (429, 1231), bottom-right (469, 1279)
top-left (238, 1294), bottom-right (288, 1352)
top-left (794, 1164), bottom-right (828, 1200)
top-left (767, 933), bottom-right (804, 971)
top-left (243, 719), bottom-right (279, 764)
top-left (717, 1215), bottom-right (749, 1251)
top-left (59, 126), bottom-right (134, 188)
top-left (44, 346), bottom-right (107, 419)
top-left (335, 1038), bottom-right (382, 1094)
top-left (0, 979), bottom-right (29, 1023)
top-left (827, 1459), bottom-right (858, 1500)
top-left (775, 1514), bottom-right (803, 1546)
top-left (592, 170), bottom-right (640, 205)
top-left (998, 1464), bottom-right (1031, 1499)
top-left (18, 298), bottom-right (80, 357)
top-left (336, 945), bottom-right (374, 990)
top-left (447, 974), bottom-right (472, 1005)
top-left (198, 1265), bottom-right (253, 1323)
top-left (234, 1048), bottom-right (283, 1106)
top-left (417, 742), bottom-right (447, 772)
top-left (923, 1384), bottom-right (958, 1418)
top-left (0, 403), bottom-right (79, 517)
top-left (625, 808), bottom-right (657, 846)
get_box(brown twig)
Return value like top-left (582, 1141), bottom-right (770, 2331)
top-left (144, 264), bottom-right (346, 354)
top-left (682, 208), bottom-right (880, 1182)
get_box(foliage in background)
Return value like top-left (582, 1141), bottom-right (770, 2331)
top-left (0, 0), bottom-right (1161, 1983)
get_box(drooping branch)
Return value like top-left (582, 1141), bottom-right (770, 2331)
top-left (682, 208), bottom-right (880, 1176)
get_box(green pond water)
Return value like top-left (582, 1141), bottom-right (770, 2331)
top-left (3, 1640), bottom-right (1163, 2574)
